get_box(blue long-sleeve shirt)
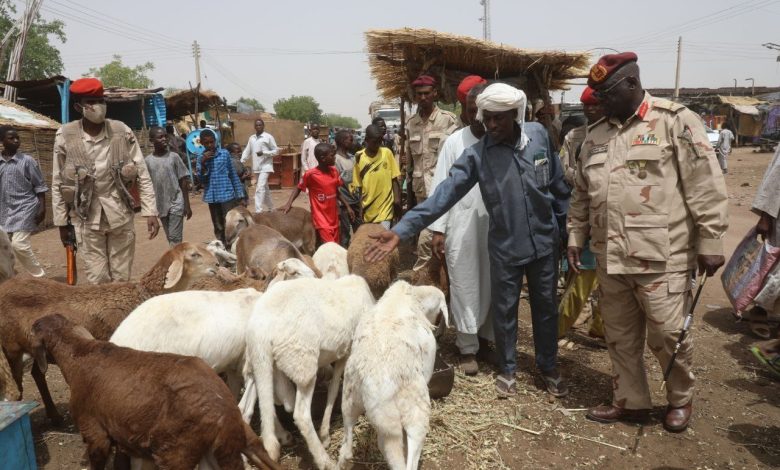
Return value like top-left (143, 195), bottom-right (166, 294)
top-left (197, 148), bottom-right (246, 204)
top-left (394, 122), bottom-right (570, 265)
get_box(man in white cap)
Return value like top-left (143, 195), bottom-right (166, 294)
top-left (365, 83), bottom-right (570, 398)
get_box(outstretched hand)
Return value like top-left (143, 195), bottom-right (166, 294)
top-left (364, 230), bottom-right (400, 263)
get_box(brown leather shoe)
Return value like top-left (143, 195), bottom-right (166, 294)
top-left (664, 401), bottom-right (692, 433)
top-left (586, 404), bottom-right (650, 424)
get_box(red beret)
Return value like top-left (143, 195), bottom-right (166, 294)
top-left (580, 86), bottom-right (599, 106)
top-left (411, 74), bottom-right (437, 88)
top-left (587, 52), bottom-right (638, 87)
top-left (70, 77), bottom-right (104, 97)
top-left (457, 75), bottom-right (487, 104)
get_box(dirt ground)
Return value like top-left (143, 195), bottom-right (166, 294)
top-left (13, 147), bottom-right (780, 469)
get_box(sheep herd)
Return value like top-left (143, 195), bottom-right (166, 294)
top-left (0, 207), bottom-right (447, 470)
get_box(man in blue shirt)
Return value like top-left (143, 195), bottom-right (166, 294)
top-left (366, 83), bottom-right (570, 398)
top-left (197, 129), bottom-right (247, 246)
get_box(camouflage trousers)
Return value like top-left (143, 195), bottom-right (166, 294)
top-left (597, 266), bottom-right (695, 409)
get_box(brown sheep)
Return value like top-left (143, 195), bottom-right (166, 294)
top-left (348, 223), bottom-right (400, 299)
top-left (235, 224), bottom-right (319, 278)
top-left (0, 231), bottom-right (14, 282)
top-left (31, 314), bottom-right (281, 470)
top-left (0, 242), bottom-right (221, 424)
top-left (225, 205), bottom-right (316, 255)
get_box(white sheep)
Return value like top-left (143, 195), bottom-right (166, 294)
top-left (337, 281), bottom-right (448, 470)
top-left (312, 242), bottom-right (349, 280)
top-left (206, 239), bottom-right (237, 268)
top-left (110, 287), bottom-right (261, 396)
top-left (240, 275), bottom-right (375, 470)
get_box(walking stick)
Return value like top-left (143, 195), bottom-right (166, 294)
top-left (660, 272), bottom-right (708, 391)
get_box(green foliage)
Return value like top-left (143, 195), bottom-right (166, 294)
top-left (233, 96), bottom-right (265, 112)
top-left (323, 113), bottom-right (360, 129)
top-left (0, 3), bottom-right (66, 80)
top-left (273, 95), bottom-right (322, 123)
top-left (86, 55), bottom-right (155, 88)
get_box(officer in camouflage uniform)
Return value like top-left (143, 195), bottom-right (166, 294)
top-left (567, 53), bottom-right (728, 432)
top-left (404, 74), bottom-right (458, 274)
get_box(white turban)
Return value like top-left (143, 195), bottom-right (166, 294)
top-left (475, 83), bottom-right (529, 149)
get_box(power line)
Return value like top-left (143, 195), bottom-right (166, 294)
top-left (50, 0), bottom-right (190, 47)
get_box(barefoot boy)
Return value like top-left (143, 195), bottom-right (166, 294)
top-left (281, 143), bottom-right (354, 244)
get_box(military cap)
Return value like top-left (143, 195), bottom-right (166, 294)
top-left (411, 74), bottom-right (437, 87)
top-left (456, 75), bottom-right (487, 104)
top-left (580, 86), bottom-right (599, 105)
top-left (70, 77), bottom-right (104, 97)
top-left (587, 52), bottom-right (638, 87)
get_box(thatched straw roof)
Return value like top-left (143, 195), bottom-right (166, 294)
top-left (165, 88), bottom-right (225, 119)
top-left (365, 28), bottom-right (590, 103)
top-left (0, 97), bottom-right (59, 130)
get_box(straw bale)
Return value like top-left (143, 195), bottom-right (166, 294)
top-left (365, 28), bottom-right (590, 103)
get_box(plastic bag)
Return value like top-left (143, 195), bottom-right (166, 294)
top-left (721, 227), bottom-right (780, 317)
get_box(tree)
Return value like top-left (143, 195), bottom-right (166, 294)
top-left (86, 55), bottom-right (155, 88)
top-left (273, 95), bottom-right (322, 123)
top-left (323, 113), bottom-right (360, 129)
top-left (0, 4), bottom-right (66, 80)
top-left (233, 96), bottom-right (265, 112)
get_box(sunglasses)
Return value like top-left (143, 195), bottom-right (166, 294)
top-left (593, 76), bottom-right (628, 100)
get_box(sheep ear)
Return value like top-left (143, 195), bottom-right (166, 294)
top-left (33, 345), bottom-right (47, 374)
top-left (164, 255), bottom-right (185, 289)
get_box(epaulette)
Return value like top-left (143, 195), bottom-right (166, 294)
top-left (652, 99), bottom-right (685, 114)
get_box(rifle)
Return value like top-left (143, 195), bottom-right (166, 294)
top-left (64, 223), bottom-right (77, 285)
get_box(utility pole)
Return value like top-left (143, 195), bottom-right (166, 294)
top-left (673, 36), bottom-right (682, 101)
top-left (761, 42), bottom-right (780, 61)
top-left (479, 0), bottom-right (491, 41)
top-left (192, 40), bottom-right (202, 86)
top-left (733, 78), bottom-right (737, 95)
top-left (745, 77), bottom-right (755, 96)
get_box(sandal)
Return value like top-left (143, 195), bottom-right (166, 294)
top-left (495, 374), bottom-right (517, 398)
top-left (540, 369), bottom-right (569, 398)
top-left (749, 307), bottom-right (772, 340)
top-left (750, 344), bottom-right (780, 379)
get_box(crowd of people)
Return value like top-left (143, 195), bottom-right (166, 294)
top-left (0, 50), bottom-right (778, 445)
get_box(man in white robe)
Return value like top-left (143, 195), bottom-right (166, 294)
top-left (429, 78), bottom-right (493, 375)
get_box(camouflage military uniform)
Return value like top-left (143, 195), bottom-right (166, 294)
top-left (559, 124), bottom-right (587, 187)
top-left (405, 106), bottom-right (457, 272)
top-left (567, 92), bottom-right (728, 410)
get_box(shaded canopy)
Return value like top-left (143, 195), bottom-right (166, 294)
top-left (365, 28), bottom-right (590, 104)
top-left (165, 88), bottom-right (224, 119)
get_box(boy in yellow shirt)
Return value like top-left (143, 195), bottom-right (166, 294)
top-left (353, 125), bottom-right (401, 228)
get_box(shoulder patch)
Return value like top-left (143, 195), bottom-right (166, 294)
top-left (652, 99), bottom-right (685, 114)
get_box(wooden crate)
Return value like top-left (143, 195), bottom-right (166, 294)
top-left (0, 401), bottom-right (38, 469)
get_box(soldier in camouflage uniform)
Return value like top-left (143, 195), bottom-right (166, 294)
top-left (403, 75), bottom-right (458, 274)
top-left (566, 53), bottom-right (728, 432)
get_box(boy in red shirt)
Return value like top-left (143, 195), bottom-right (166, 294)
top-left (281, 143), bottom-right (354, 244)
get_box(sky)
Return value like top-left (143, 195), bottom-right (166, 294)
top-left (33, 0), bottom-right (780, 126)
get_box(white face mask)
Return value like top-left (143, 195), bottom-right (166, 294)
top-left (81, 102), bottom-right (107, 124)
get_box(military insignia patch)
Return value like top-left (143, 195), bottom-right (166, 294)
top-left (589, 144), bottom-right (608, 156)
top-left (590, 64), bottom-right (608, 83)
top-left (631, 134), bottom-right (659, 146)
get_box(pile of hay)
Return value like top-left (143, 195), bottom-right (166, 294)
top-left (365, 28), bottom-right (591, 103)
